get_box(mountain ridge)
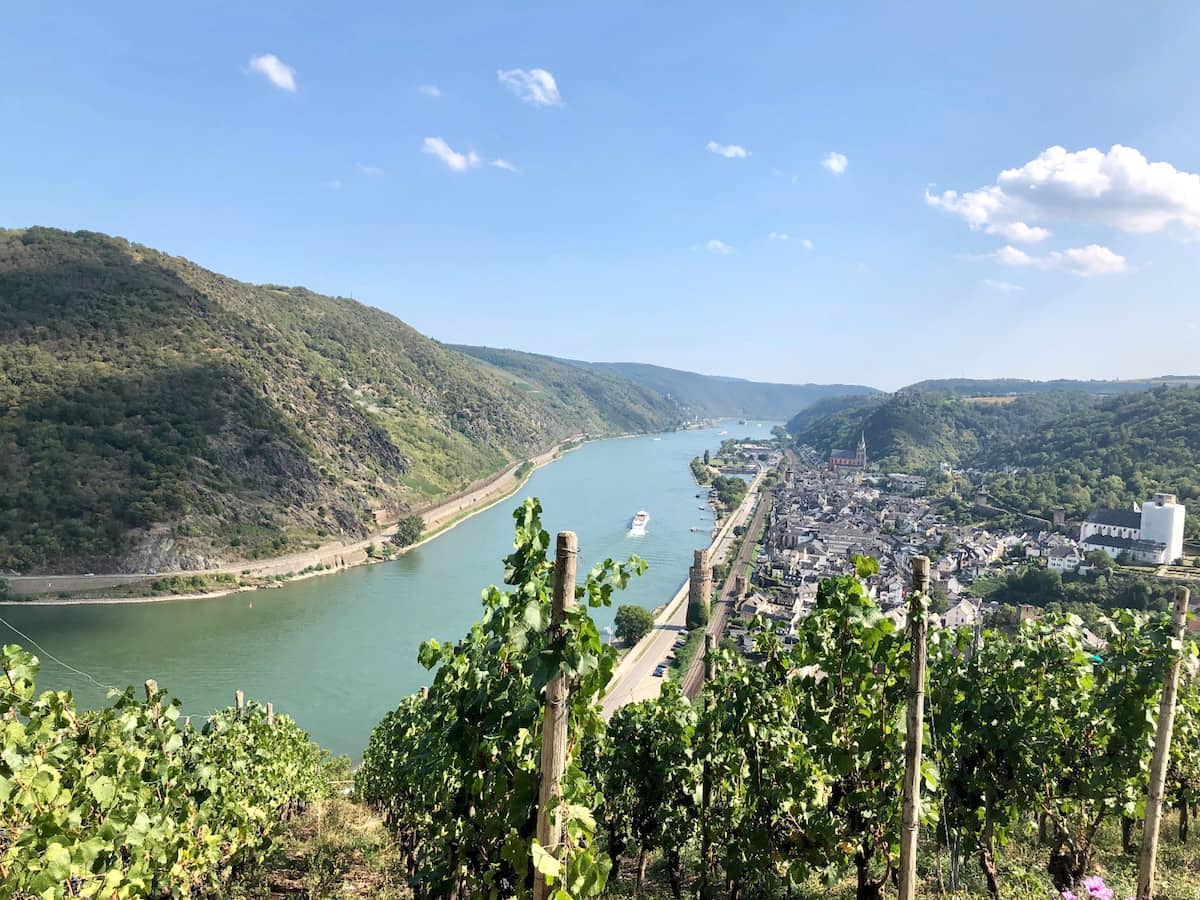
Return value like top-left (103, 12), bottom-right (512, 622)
top-left (0, 227), bottom-right (678, 573)
top-left (454, 347), bottom-right (880, 419)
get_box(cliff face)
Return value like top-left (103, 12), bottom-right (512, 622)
top-left (0, 227), bottom-right (678, 573)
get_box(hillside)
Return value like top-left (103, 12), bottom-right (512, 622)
top-left (445, 346), bottom-right (683, 432)
top-left (454, 349), bottom-right (879, 419)
top-left (787, 392), bottom-right (1095, 472)
top-left (788, 387), bottom-right (1200, 538)
top-left (900, 376), bottom-right (1200, 397)
top-left (0, 227), bottom-right (678, 574)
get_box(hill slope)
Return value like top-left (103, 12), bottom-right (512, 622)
top-left (788, 388), bottom-right (1200, 538)
top-left (0, 228), bottom-right (677, 573)
top-left (454, 349), bottom-right (879, 419)
top-left (900, 376), bottom-right (1200, 397)
top-left (788, 392), bottom-right (1096, 473)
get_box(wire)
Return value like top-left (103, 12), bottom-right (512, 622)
top-left (0, 613), bottom-right (119, 692)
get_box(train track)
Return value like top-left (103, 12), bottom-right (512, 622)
top-left (681, 486), bottom-right (774, 699)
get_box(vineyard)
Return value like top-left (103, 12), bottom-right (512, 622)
top-left (357, 500), bottom-right (1200, 899)
top-left (0, 644), bottom-right (330, 898)
top-left (5, 498), bottom-right (1200, 898)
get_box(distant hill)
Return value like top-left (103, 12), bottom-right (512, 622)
top-left (787, 387), bottom-right (1200, 539)
top-left (455, 349), bottom-right (879, 420)
top-left (900, 376), bottom-right (1200, 397)
top-left (0, 228), bottom-right (678, 573)
top-left (787, 392), bottom-right (1095, 473)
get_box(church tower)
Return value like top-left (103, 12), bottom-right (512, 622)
top-left (855, 432), bottom-right (867, 468)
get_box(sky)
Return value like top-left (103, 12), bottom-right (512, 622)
top-left (3, 2), bottom-right (1200, 390)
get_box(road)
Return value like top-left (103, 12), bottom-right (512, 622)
top-left (600, 467), bottom-right (767, 717)
top-left (4, 436), bottom-right (583, 597)
top-left (680, 481), bottom-right (774, 699)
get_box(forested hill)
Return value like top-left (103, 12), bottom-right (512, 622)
top-left (0, 227), bottom-right (678, 574)
top-left (788, 387), bottom-right (1200, 538)
top-left (454, 349), bottom-right (879, 419)
top-left (787, 392), bottom-right (1097, 473)
top-left (900, 376), bottom-right (1200, 397)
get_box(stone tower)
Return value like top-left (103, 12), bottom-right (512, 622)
top-left (687, 548), bottom-right (712, 629)
top-left (856, 431), bottom-right (867, 468)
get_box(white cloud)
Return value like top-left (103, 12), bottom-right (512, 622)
top-left (768, 232), bottom-right (790, 241)
top-left (497, 68), bottom-right (562, 106)
top-left (248, 53), bottom-right (297, 92)
top-left (986, 243), bottom-right (1127, 277)
top-left (983, 278), bottom-right (1025, 292)
top-left (924, 189), bottom-right (1051, 242)
top-left (324, 178), bottom-right (343, 190)
top-left (418, 84), bottom-right (441, 98)
top-left (928, 144), bottom-right (1200, 236)
top-left (422, 137), bottom-right (481, 172)
top-left (491, 158), bottom-right (519, 173)
top-left (800, 238), bottom-right (814, 250)
top-left (707, 239), bottom-right (733, 255)
top-left (707, 141), bottom-right (749, 159)
top-left (821, 152), bottom-right (848, 175)
top-left (357, 163), bottom-right (383, 176)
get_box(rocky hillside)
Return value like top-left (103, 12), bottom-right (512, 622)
top-left (0, 228), bottom-right (678, 573)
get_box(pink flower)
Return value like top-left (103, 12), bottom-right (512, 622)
top-left (1081, 877), bottom-right (1114, 900)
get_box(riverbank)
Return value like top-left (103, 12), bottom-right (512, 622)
top-left (1, 433), bottom-right (591, 606)
top-left (600, 464), bottom-right (767, 716)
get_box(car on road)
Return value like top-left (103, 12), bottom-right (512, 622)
top-left (84, 572), bottom-right (95, 577)
top-left (653, 665), bottom-right (666, 677)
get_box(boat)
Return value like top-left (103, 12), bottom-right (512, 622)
top-left (630, 510), bottom-right (649, 536)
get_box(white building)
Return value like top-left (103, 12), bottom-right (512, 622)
top-left (1047, 545), bottom-right (1083, 573)
top-left (943, 598), bottom-right (982, 630)
top-left (1080, 493), bottom-right (1186, 565)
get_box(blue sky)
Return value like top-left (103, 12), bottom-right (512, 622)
top-left (4, 2), bottom-right (1200, 390)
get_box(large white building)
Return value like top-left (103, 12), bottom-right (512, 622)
top-left (1080, 493), bottom-right (1186, 565)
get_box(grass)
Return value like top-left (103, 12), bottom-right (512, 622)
top-left (602, 813), bottom-right (1200, 899)
top-left (233, 797), bottom-right (409, 899)
top-left (245, 801), bottom-right (1200, 898)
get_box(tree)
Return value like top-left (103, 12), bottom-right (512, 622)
top-left (392, 514), bottom-right (424, 548)
top-left (703, 449), bottom-right (711, 466)
top-left (614, 604), bottom-right (655, 646)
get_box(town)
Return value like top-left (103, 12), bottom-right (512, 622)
top-left (705, 434), bottom-right (1194, 658)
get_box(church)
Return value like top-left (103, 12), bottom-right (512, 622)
top-left (828, 433), bottom-right (867, 473)
top-left (1080, 493), bottom-right (1186, 565)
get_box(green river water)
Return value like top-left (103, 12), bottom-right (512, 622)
top-left (1, 422), bottom-right (777, 757)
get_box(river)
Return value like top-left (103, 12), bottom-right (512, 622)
top-left (1, 422), bottom-right (778, 757)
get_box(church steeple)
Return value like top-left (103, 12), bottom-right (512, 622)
top-left (856, 431), bottom-right (867, 467)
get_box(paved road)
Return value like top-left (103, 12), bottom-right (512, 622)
top-left (601, 468), bottom-right (767, 717)
top-left (4, 437), bottom-right (583, 597)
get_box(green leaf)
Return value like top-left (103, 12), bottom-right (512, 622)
top-left (89, 775), bottom-right (116, 805)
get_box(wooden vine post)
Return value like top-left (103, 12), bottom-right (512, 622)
top-left (898, 555), bottom-right (931, 900)
top-left (1137, 586), bottom-right (1191, 900)
top-left (700, 632), bottom-right (716, 900)
top-left (533, 531), bottom-right (578, 900)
